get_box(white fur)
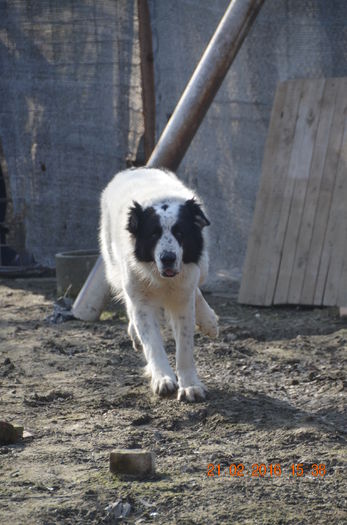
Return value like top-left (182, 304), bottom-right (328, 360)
top-left (153, 201), bottom-right (183, 276)
top-left (100, 168), bottom-right (218, 402)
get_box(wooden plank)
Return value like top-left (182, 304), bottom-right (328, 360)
top-left (323, 115), bottom-right (347, 305)
top-left (300, 78), bottom-right (347, 304)
top-left (239, 80), bottom-right (304, 304)
top-left (311, 79), bottom-right (347, 305)
top-left (288, 79), bottom-right (338, 304)
top-left (336, 221), bottom-right (347, 307)
top-left (272, 79), bottom-right (325, 304)
top-left (261, 80), bottom-right (305, 305)
top-left (337, 211), bottom-right (347, 307)
top-left (339, 307), bottom-right (347, 318)
top-left (238, 81), bottom-right (290, 304)
top-left (239, 76), bottom-right (347, 307)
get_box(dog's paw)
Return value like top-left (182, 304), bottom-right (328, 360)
top-left (152, 376), bottom-right (178, 396)
top-left (196, 304), bottom-right (219, 339)
top-left (177, 384), bottom-right (206, 402)
top-left (197, 312), bottom-right (219, 339)
top-left (177, 371), bottom-right (206, 402)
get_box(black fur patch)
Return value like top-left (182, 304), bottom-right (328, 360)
top-left (172, 199), bottom-right (210, 264)
top-left (127, 201), bottom-right (162, 262)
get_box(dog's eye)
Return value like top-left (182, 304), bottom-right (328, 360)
top-left (150, 228), bottom-right (161, 239)
top-left (172, 228), bottom-right (183, 242)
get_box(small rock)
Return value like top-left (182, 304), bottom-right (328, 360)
top-left (110, 449), bottom-right (155, 478)
top-left (131, 414), bottom-right (152, 426)
top-left (153, 431), bottom-right (164, 443)
top-left (1, 358), bottom-right (15, 378)
top-left (22, 430), bottom-right (34, 441)
top-left (105, 500), bottom-right (131, 519)
top-left (0, 421), bottom-right (23, 445)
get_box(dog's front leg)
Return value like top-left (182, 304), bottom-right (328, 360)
top-left (171, 295), bottom-right (206, 402)
top-left (125, 295), bottom-right (177, 396)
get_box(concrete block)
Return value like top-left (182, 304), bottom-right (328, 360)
top-left (109, 449), bottom-right (155, 478)
top-left (0, 421), bottom-right (23, 445)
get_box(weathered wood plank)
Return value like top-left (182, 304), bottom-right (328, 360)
top-left (288, 78), bottom-right (337, 304)
top-left (239, 80), bottom-right (303, 304)
top-left (339, 306), bottom-right (347, 318)
top-left (239, 77), bottom-right (347, 307)
top-left (262, 80), bottom-right (305, 305)
top-left (323, 114), bottom-right (347, 304)
top-left (238, 81), bottom-right (290, 304)
top-left (301, 78), bottom-right (347, 304)
top-left (273, 79), bottom-right (325, 304)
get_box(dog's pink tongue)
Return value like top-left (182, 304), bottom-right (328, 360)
top-left (164, 269), bottom-right (175, 277)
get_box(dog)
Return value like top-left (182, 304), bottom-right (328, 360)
top-left (99, 167), bottom-right (218, 402)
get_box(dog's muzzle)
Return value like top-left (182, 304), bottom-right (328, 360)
top-left (160, 251), bottom-right (178, 278)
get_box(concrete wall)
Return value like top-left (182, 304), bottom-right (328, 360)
top-left (0, 0), bottom-right (143, 266)
top-left (148, 0), bottom-right (347, 291)
top-left (1, 0), bottom-right (347, 290)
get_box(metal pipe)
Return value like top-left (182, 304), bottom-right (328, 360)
top-left (72, 0), bottom-right (265, 321)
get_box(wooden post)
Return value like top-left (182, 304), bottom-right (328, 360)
top-left (138, 0), bottom-right (156, 161)
top-left (72, 0), bottom-right (266, 321)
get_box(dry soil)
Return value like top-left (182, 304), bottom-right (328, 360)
top-left (0, 278), bottom-right (346, 524)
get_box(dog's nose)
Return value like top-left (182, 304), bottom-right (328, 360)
top-left (160, 251), bottom-right (176, 266)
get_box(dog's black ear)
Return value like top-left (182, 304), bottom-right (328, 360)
top-left (127, 201), bottom-right (143, 235)
top-left (185, 198), bottom-right (210, 229)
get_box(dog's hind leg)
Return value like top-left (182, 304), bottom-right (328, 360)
top-left (127, 321), bottom-right (142, 352)
top-left (195, 288), bottom-right (219, 338)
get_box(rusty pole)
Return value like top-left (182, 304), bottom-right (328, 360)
top-left (72, 0), bottom-right (266, 321)
top-left (138, 0), bottom-right (156, 161)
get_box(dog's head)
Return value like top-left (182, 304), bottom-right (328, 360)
top-left (127, 198), bottom-right (210, 278)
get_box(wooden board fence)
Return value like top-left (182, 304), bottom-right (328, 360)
top-left (239, 78), bottom-right (347, 306)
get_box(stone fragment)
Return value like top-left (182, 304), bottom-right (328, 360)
top-left (105, 500), bottom-right (131, 519)
top-left (0, 421), bottom-right (23, 445)
top-left (109, 449), bottom-right (155, 478)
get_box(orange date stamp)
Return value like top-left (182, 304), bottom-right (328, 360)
top-left (207, 463), bottom-right (327, 478)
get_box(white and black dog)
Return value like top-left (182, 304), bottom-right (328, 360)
top-left (99, 167), bottom-right (218, 402)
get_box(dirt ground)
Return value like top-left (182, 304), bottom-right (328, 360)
top-left (0, 277), bottom-right (346, 524)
